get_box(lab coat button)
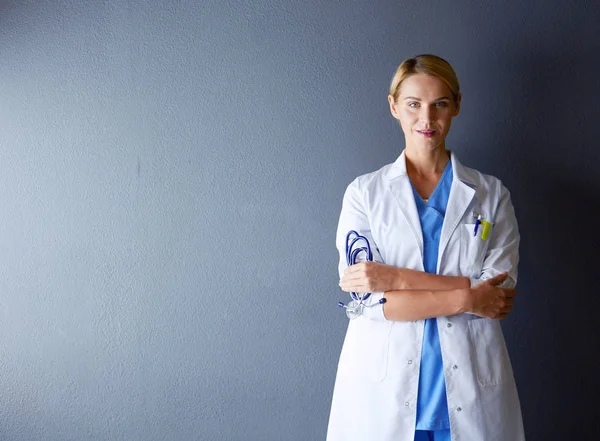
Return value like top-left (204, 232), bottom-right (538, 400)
top-left (446, 323), bottom-right (452, 328)
top-left (453, 365), bottom-right (458, 370)
top-left (405, 401), bottom-right (409, 407)
top-left (456, 407), bottom-right (462, 412)
top-left (408, 360), bottom-right (413, 365)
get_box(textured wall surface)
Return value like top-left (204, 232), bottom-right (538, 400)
top-left (1, 0), bottom-right (599, 440)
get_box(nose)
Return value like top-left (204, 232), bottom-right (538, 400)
top-left (420, 106), bottom-right (435, 124)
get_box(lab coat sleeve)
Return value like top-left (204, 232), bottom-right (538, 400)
top-left (336, 178), bottom-right (389, 321)
top-left (469, 184), bottom-right (520, 289)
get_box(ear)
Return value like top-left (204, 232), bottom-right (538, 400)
top-left (388, 94), bottom-right (400, 119)
top-left (453, 93), bottom-right (462, 116)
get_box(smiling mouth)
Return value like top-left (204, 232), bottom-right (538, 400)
top-left (417, 130), bottom-right (436, 138)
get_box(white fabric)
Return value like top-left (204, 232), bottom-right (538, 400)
top-left (327, 151), bottom-right (525, 441)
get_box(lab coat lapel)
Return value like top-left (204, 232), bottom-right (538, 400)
top-left (438, 153), bottom-right (476, 268)
top-left (386, 152), bottom-right (423, 258)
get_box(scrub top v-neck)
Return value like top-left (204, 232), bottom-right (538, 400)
top-left (410, 161), bottom-right (453, 431)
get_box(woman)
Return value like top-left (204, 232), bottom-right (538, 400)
top-left (327, 55), bottom-right (525, 441)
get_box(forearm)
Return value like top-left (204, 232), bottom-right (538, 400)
top-left (382, 288), bottom-right (469, 321)
top-left (399, 268), bottom-right (471, 291)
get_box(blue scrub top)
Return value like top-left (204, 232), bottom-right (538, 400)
top-left (411, 161), bottom-right (453, 431)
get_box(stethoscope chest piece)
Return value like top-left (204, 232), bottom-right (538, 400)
top-left (343, 300), bottom-right (364, 320)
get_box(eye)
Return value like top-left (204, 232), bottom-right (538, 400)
top-left (408, 102), bottom-right (419, 108)
top-left (435, 101), bottom-right (449, 108)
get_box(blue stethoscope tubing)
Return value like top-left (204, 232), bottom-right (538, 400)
top-left (345, 230), bottom-right (373, 302)
top-left (338, 230), bottom-right (386, 318)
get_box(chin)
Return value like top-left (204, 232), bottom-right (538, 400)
top-left (414, 140), bottom-right (445, 152)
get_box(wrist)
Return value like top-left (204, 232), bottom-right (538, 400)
top-left (458, 288), bottom-right (472, 314)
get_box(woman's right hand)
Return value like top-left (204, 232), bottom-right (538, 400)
top-left (467, 272), bottom-right (517, 319)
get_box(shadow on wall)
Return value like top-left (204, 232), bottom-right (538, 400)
top-left (502, 48), bottom-right (600, 439)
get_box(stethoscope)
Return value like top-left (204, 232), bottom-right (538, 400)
top-left (338, 230), bottom-right (386, 319)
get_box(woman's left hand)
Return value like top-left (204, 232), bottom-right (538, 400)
top-left (339, 262), bottom-right (406, 293)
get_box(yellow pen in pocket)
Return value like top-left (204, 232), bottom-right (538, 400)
top-left (480, 221), bottom-right (492, 241)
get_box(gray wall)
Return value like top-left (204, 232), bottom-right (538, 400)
top-left (1, 0), bottom-right (599, 440)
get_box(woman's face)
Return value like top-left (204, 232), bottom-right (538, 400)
top-left (388, 73), bottom-right (461, 152)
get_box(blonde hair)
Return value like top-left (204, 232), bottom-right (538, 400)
top-left (389, 54), bottom-right (460, 103)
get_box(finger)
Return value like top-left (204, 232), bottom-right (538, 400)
top-left (497, 312), bottom-right (509, 320)
top-left (344, 262), bottom-right (367, 275)
top-left (340, 273), bottom-right (364, 283)
top-left (503, 289), bottom-right (517, 298)
top-left (341, 289), bottom-right (371, 295)
top-left (487, 272), bottom-right (508, 286)
top-left (343, 264), bottom-right (357, 275)
top-left (492, 310), bottom-right (510, 319)
top-left (339, 283), bottom-right (370, 292)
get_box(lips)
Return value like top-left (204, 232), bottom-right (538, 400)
top-left (417, 130), bottom-right (436, 138)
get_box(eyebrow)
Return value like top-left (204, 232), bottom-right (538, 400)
top-left (403, 96), bottom-right (451, 101)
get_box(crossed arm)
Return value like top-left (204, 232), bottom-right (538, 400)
top-left (337, 179), bottom-right (519, 322)
top-left (339, 263), bottom-right (516, 321)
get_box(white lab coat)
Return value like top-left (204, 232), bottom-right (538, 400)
top-left (327, 151), bottom-right (525, 441)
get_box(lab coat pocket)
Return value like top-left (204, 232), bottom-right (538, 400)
top-left (337, 318), bottom-right (392, 382)
top-left (467, 318), bottom-right (510, 387)
top-left (460, 224), bottom-right (488, 278)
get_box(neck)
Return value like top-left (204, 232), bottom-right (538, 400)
top-left (404, 146), bottom-right (450, 177)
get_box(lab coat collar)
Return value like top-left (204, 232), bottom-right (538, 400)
top-left (386, 150), bottom-right (476, 269)
top-left (386, 149), bottom-right (476, 187)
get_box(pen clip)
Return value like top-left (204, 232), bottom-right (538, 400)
top-left (473, 212), bottom-right (482, 236)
